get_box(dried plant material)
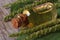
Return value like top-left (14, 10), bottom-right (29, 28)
top-left (9, 19), bottom-right (60, 37)
top-left (11, 14), bottom-right (29, 29)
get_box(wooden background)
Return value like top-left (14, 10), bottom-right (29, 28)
top-left (0, 0), bottom-right (19, 40)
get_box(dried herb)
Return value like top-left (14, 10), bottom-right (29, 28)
top-left (9, 19), bottom-right (60, 37)
top-left (24, 24), bottom-right (60, 40)
top-left (4, 0), bottom-right (58, 22)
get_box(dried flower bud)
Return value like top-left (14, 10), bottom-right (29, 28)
top-left (23, 10), bottom-right (30, 16)
top-left (11, 14), bottom-right (29, 29)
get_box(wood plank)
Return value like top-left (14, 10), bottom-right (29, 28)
top-left (0, 0), bottom-right (16, 7)
top-left (0, 0), bottom-right (18, 40)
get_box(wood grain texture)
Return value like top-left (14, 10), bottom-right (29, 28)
top-left (0, 0), bottom-right (19, 40)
